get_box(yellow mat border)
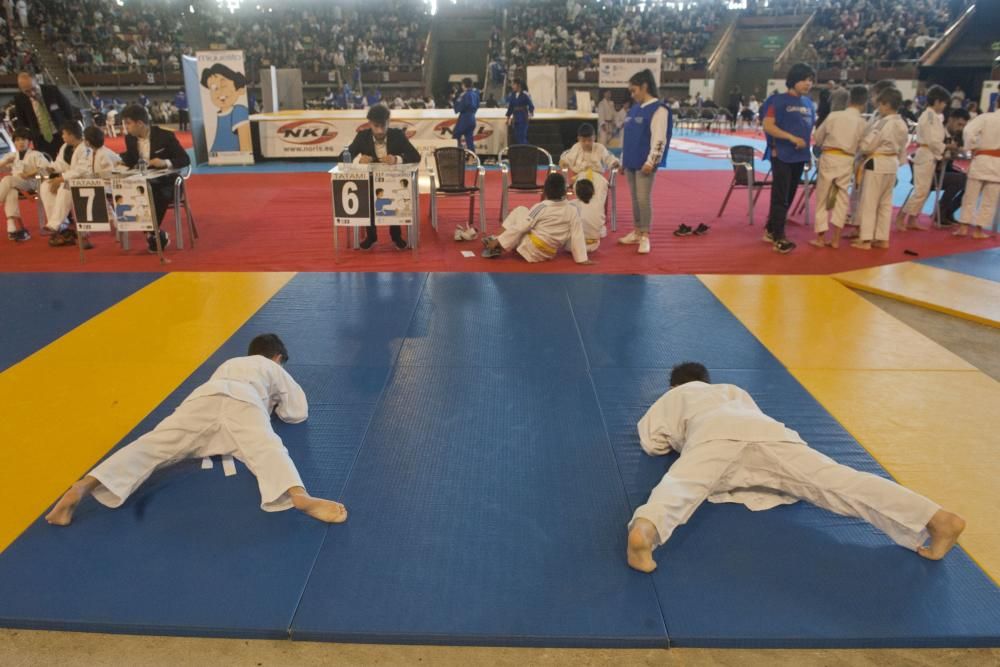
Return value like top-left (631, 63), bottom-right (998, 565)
top-left (699, 274), bottom-right (1000, 586)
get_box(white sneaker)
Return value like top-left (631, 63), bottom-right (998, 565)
top-left (618, 230), bottom-right (641, 245)
top-left (638, 236), bottom-right (651, 254)
top-left (453, 226), bottom-right (478, 241)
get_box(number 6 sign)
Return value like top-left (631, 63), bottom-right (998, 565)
top-left (69, 179), bottom-right (112, 232)
top-left (331, 171), bottom-right (371, 226)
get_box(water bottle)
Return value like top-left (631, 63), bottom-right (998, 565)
top-left (137, 158), bottom-right (147, 176)
top-left (341, 149), bottom-right (351, 165)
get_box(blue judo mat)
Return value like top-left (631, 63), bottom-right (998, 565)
top-left (0, 273), bottom-right (158, 373)
top-left (1, 272), bottom-right (998, 647)
top-left (920, 247), bottom-right (1000, 283)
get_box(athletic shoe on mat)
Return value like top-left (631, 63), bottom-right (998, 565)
top-left (454, 226), bottom-right (478, 241)
top-left (773, 239), bottom-right (796, 254)
top-left (693, 223), bottom-right (710, 235)
top-left (638, 236), bottom-right (651, 254)
top-left (618, 230), bottom-right (641, 244)
top-left (673, 224), bottom-right (693, 237)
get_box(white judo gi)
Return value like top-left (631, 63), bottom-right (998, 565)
top-left (88, 355), bottom-right (307, 512)
top-left (856, 114), bottom-right (908, 242)
top-left (572, 197), bottom-right (606, 253)
top-left (959, 110), bottom-right (1000, 229)
top-left (45, 143), bottom-right (122, 231)
top-left (812, 107), bottom-right (865, 233)
top-left (629, 381), bottom-right (940, 551)
top-left (497, 199), bottom-right (589, 263)
top-left (597, 98), bottom-right (617, 145)
top-left (900, 108), bottom-right (947, 218)
top-left (560, 141), bottom-right (620, 212)
top-left (0, 148), bottom-right (52, 229)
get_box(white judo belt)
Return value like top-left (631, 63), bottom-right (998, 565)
top-left (201, 455), bottom-right (238, 477)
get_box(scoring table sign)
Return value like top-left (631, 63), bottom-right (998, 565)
top-left (331, 170), bottom-right (372, 226)
top-left (69, 179), bottom-right (112, 232)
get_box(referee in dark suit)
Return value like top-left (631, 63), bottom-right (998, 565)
top-left (346, 104), bottom-right (420, 249)
top-left (12, 71), bottom-right (77, 158)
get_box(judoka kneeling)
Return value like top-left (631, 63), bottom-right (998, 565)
top-left (46, 334), bottom-right (347, 526)
top-left (481, 172), bottom-right (594, 264)
top-left (626, 362), bottom-right (965, 573)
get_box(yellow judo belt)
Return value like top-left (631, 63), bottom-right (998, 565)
top-left (823, 148), bottom-right (854, 158)
top-left (586, 238), bottom-right (599, 245)
top-left (528, 232), bottom-right (557, 256)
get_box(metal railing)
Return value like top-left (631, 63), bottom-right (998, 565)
top-left (920, 3), bottom-right (976, 68)
top-left (773, 11), bottom-right (816, 73)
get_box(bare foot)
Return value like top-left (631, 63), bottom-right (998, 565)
top-left (918, 510), bottom-right (966, 560)
top-left (850, 240), bottom-right (871, 250)
top-left (952, 226), bottom-right (968, 237)
top-left (292, 493), bottom-right (348, 523)
top-left (907, 224), bottom-right (928, 231)
top-left (972, 230), bottom-right (990, 240)
top-left (829, 239), bottom-right (840, 249)
top-left (808, 238), bottom-right (827, 248)
top-left (45, 484), bottom-right (86, 526)
top-left (627, 519), bottom-right (660, 573)
top-left (873, 240), bottom-right (889, 249)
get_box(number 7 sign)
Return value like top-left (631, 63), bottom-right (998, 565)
top-left (69, 179), bottom-right (112, 232)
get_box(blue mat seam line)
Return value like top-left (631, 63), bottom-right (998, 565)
top-left (285, 272), bottom-right (431, 636)
top-left (564, 287), bottom-right (672, 645)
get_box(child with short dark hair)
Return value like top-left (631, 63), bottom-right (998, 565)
top-left (895, 85), bottom-right (952, 232)
top-left (572, 178), bottom-right (604, 253)
top-left (482, 172), bottom-right (593, 264)
top-left (626, 362), bottom-right (966, 573)
top-left (811, 85), bottom-right (869, 248)
top-left (0, 127), bottom-right (52, 242)
top-left (852, 88), bottom-right (909, 250)
top-left (45, 334), bottom-right (348, 527)
top-left (559, 123), bottom-right (620, 219)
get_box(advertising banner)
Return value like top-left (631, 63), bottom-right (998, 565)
top-left (599, 53), bottom-right (662, 88)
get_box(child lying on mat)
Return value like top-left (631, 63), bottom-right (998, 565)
top-left (46, 334), bottom-right (347, 526)
top-left (482, 173), bottom-right (594, 264)
top-left (626, 362), bottom-right (965, 573)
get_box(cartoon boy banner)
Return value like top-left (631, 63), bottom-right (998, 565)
top-left (196, 50), bottom-right (255, 166)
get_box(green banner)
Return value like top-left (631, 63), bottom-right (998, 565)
top-left (761, 36), bottom-right (785, 51)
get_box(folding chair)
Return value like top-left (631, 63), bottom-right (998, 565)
top-left (498, 144), bottom-right (556, 223)
top-left (717, 145), bottom-right (770, 225)
top-left (165, 164), bottom-right (198, 249)
top-left (429, 146), bottom-right (486, 235)
top-left (16, 178), bottom-right (49, 232)
top-left (791, 160), bottom-right (819, 225)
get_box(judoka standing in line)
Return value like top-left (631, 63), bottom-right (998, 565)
top-left (894, 85), bottom-right (951, 232)
top-left (505, 78), bottom-right (534, 145)
top-left (46, 334), bottom-right (347, 526)
top-left (627, 362), bottom-right (966, 573)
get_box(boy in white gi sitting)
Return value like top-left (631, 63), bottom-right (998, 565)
top-left (46, 334), bottom-right (347, 526)
top-left (559, 123), bottom-right (620, 214)
top-left (571, 178), bottom-right (605, 253)
top-left (0, 127), bottom-right (52, 242)
top-left (627, 362), bottom-right (966, 573)
top-left (481, 172), bottom-right (593, 264)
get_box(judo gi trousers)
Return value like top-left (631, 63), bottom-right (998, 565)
top-left (88, 395), bottom-right (304, 512)
top-left (0, 175), bottom-right (44, 222)
top-left (497, 206), bottom-right (554, 262)
top-left (813, 155), bottom-right (853, 233)
top-left (858, 170), bottom-right (896, 242)
top-left (900, 153), bottom-right (939, 217)
top-left (959, 178), bottom-right (1000, 229)
top-left (630, 439), bottom-right (940, 551)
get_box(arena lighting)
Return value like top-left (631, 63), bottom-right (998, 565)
top-left (216, 0), bottom-right (241, 13)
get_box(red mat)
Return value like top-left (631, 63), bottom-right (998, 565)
top-left (1, 170), bottom-right (994, 274)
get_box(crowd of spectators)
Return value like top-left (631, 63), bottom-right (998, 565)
top-left (33, 0), bottom-right (190, 75)
top-left (202, 1), bottom-right (429, 83)
top-left (807, 0), bottom-right (954, 66)
top-left (504, 0), bottom-right (728, 75)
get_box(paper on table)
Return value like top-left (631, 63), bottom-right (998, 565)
top-left (461, 251), bottom-right (476, 258)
